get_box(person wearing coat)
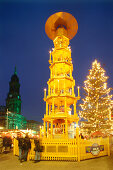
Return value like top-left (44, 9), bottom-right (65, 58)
top-left (3, 136), bottom-right (12, 152)
top-left (17, 135), bottom-right (24, 160)
top-left (20, 134), bottom-right (31, 162)
top-left (34, 138), bottom-right (41, 163)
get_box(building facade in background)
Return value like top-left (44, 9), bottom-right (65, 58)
top-left (0, 106), bottom-right (6, 129)
top-left (0, 67), bottom-right (26, 129)
top-left (6, 67), bottom-right (21, 114)
top-left (26, 120), bottom-right (43, 132)
top-left (0, 67), bottom-right (43, 131)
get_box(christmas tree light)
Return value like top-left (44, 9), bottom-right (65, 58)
top-left (80, 60), bottom-right (112, 134)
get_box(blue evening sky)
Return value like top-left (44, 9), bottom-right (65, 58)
top-left (0, 0), bottom-right (113, 122)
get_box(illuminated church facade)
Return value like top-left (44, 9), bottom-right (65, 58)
top-left (0, 67), bottom-right (26, 130)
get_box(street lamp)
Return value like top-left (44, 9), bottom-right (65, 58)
top-left (6, 109), bottom-right (8, 129)
top-left (6, 109), bottom-right (11, 129)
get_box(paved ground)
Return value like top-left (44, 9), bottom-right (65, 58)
top-left (0, 150), bottom-right (113, 170)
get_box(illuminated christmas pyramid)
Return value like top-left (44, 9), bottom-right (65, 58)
top-left (42, 12), bottom-right (80, 138)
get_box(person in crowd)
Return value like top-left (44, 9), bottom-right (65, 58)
top-left (20, 133), bottom-right (31, 163)
top-left (80, 133), bottom-right (84, 139)
top-left (17, 134), bottom-right (24, 161)
top-left (0, 135), bottom-right (3, 153)
top-left (34, 138), bottom-right (41, 163)
top-left (3, 136), bottom-right (12, 152)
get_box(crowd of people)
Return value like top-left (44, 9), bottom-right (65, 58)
top-left (0, 132), bottom-right (41, 163)
top-left (17, 133), bottom-right (41, 163)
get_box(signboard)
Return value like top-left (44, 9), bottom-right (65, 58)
top-left (86, 143), bottom-right (104, 156)
top-left (91, 143), bottom-right (100, 155)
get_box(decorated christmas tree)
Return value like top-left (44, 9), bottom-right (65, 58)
top-left (80, 60), bottom-right (112, 134)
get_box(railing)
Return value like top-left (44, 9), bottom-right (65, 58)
top-left (47, 90), bottom-right (75, 97)
top-left (13, 136), bottom-right (110, 162)
top-left (79, 137), bottom-right (110, 160)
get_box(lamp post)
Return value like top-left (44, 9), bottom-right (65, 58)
top-left (6, 109), bottom-right (8, 129)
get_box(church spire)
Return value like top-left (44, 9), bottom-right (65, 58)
top-left (14, 66), bottom-right (17, 75)
top-left (6, 67), bottom-right (21, 114)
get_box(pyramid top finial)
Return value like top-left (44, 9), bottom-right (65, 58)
top-left (45, 12), bottom-right (78, 40)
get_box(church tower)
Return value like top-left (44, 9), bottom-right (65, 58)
top-left (6, 67), bottom-right (21, 114)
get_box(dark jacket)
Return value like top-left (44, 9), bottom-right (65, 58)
top-left (23, 137), bottom-right (31, 150)
top-left (34, 139), bottom-right (41, 152)
top-left (3, 137), bottom-right (12, 147)
top-left (17, 137), bottom-right (24, 149)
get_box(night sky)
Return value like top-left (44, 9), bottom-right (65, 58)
top-left (0, 0), bottom-right (113, 122)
